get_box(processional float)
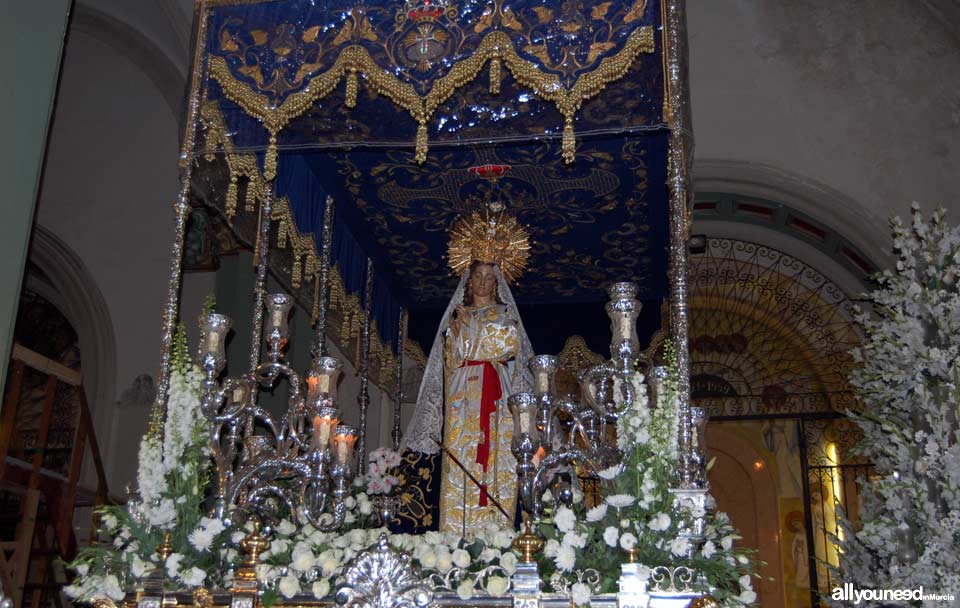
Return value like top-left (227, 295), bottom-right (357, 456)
top-left (87, 0), bottom-right (736, 607)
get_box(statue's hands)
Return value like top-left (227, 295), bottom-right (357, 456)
top-left (450, 305), bottom-right (469, 337)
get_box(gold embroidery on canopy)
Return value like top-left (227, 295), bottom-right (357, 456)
top-left (206, 25), bottom-right (655, 170)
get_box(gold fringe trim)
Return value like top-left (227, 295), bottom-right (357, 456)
top-left (489, 56), bottom-right (501, 95)
top-left (562, 118), bottom-right (575, 164)
top-left (207, 26), bottom-right (655, 164)
top-left (201, 100), bottom-right (416, 391)
top-left (264, 135), bottom-right (278, 181)
top-left (415, 121), bottom-right (428, 164)
top-left (226, 175), bottom-right (238, 217)
top-left (346, 67), bottom-right (359, 108)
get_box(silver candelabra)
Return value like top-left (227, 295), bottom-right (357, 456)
top-left (197, 293), bottom-right (358, 529)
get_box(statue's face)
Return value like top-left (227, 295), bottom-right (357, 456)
top-left (470, 263), bottom-right (496, 300)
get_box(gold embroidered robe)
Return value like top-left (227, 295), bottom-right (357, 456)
top-left (439, 303), bottom-right (519, 534)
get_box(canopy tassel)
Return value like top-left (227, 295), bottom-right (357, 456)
top-left (277, 214), bottom-right (288, 248)
top-left (489, 57), bottom-right (501, 95)
top-left (562, 118), bottom-right (575, 164)
top-left (346, 67), bottom-right (359, 108)
top-left (415, 121), bottom-right (428, 164)
top-left (226, 174), bottom-right (238, 217)
top-left (264, 134), bottom-right (278, 180)
top-left (292, 253), bottom-right (303, 288)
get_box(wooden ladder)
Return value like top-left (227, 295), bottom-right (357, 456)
top-left (0, 344), bottom-right (112, 608)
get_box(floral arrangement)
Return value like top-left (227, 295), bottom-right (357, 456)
top-left (66, 324), bottom-right (230, 601)
top-left (67, 318), bottom-right (755, 607)
top-left (521, 348), bottom-right (757, 606)
top-left (836, 206), bottom-right (960, 595)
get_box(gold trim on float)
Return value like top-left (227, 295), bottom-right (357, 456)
top-left (207, 26), bottom-right (655, 172)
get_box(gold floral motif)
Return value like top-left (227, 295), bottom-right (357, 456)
top-left (207, 26), bottom-right (655, 166)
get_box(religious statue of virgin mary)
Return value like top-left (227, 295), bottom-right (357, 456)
top-left (400, 208), bottom-right (534, 535)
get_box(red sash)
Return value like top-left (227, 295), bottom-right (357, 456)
top-left (461, 360), bottom-right (505, 506)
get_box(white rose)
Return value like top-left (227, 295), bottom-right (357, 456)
top-left (603, 526), bottom-right (619, 547)
top-left (554, 506), bottom-right (577, 533)
top-left (436, 552), bottom-right (453, 573)
top-left (500, 551), bottom-right (518, 574)
top-left (312, 580), bottom-right (331, 599)
top-left (276, 519), bottom-right (297, 536)
top-left (278, 575), bottom-right (301, 598)
top-left (486, 575), bottom-right (509, 597)
top-left (451, 548), bottom-right (471, 569)
top-left (420, 552), bottom-right (437, 569)
top-left (480, 547), bottom-right (500, 562)
top-left (456, 578), bottom-right (474, 600)
top-left (571, 582), bottom-right (591, 606)
top-left (494, 530), bottom-right (515, 549)
top-left (320, 557), bottom-right (340, 577)
top-left (619, 533), bottom-right (637, 551)
top-left (359, 500), bottom-right (372, 515)
top-left (292, 552), bottom-right (315, 572)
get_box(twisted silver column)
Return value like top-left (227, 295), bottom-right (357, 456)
top-left (357, 258), bottom-right (374, 472)
top-left (152, 0), bottom-right (210, 421)
top-left (392, 308), bottom-right (407, 451)
top-left (313, 196), bottom-right (335, 360)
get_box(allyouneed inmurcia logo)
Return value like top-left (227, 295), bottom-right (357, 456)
top-left (832, 583), bottom-right (956, 604)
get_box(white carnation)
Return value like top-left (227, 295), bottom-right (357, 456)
top-left (670, 536), bottom-right (691, 557)
top-left (555, 545), bottom-right (576, 572)
top-left (619, 532), bottom-right (637, 551)
top-left (701, 540), bottom-right (716, 558)
top-left (181, 567), bottom-right (206, 587)
top-left (543, 538), bottom-right (560, 558)
top-left (605, 494), bottom-right (636, 508)
top-left (647, 512), bottom-right (671, 532)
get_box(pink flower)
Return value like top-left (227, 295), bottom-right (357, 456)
top-left (384, 475), bottom-right (400, 487)
top-left (367, 479), bottom-right (387, 494)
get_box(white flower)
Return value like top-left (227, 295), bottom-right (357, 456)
top-left (131, 556), bottom-right (149, 578)
top-left (500, 551), bottom-right (518, 574)
top-left (542, 489), bottom-right (554, 503)
top-left (563, 531), bottom-right (587, 549)
top-left (420, 552), bottom-right (437, 569)
top-left (165, 553), bottom-right (184, 578)
top-left (75, 564), bottom-right (89, 577)
top-left (701, 540), bottom-right (716, 558)
top-left (291, 551), bottom-right (315, 572)
top-left (102, 513), bottom-right (119, 531)
top-left (480, 547), bottom-right (500, 562)
top-left (739, 574), bottom-right (753, 590)
top-left (452, 548), bottom-right (471, 568)
top-left (278, 574), bottom-right (301, 598)
top-left (737, 554), bottom-right (749, 565)
top-left (456, 578), bottom-right (474, 600)
top-left (597, 465), bottom-right (622, 480)
top-left (486, 575), bottom-right (509, 597)
top-left (647, 512), bottom-right (671, 532)
top-left (436, 552), bottom-right (453, 573)
top-left (619, 533), bottom-right (637, 551)
top-left (670, 536), bottom-right (691, 557)
top-left (182, 567), bottom-right (206, 587)
top-left (571, 582), bottom-right (591, 606)
top-left (320, 557), bottom-right (340, 577)
top-left (721, 535), bottom-right (734, 551)
top-left (606, 494), bottom-right (636, 508)
top-left (603, 526), bottom-right (619, 547)
top-left (555, 545), bottom-right (576, 572)
top-left (189, 527), bottom-right (215, 552)
top-left (738, 589), bottom-right (757, 604)
top-left (276, 519), bottom-right (297, 536)
top-left (312, 580), bottom-right (330, 599)
top-left (585, 503), bottom-right (608, 522)
top-left (493, 529), bottom-right (515, 549)
top-left (554, 506), bottom-right (577, 533)
top-left (543, 538), bottom-right (561, 558)
top-left (103, 575), bottom-right (125, 601)
top-left (232, 531), bottom-right (247, 544)
top-left (359, 500), bottom-right (372, 515)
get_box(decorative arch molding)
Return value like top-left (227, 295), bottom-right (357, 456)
top-left (692, 159), bottom-right (893, 277)
top-left (26, 225), bottom-right (118, 466)
top-left (71, 2), bottom-right (187, 119)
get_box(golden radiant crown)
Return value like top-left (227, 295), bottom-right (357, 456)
top-left (447, 208), bottom-right (531, 284)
